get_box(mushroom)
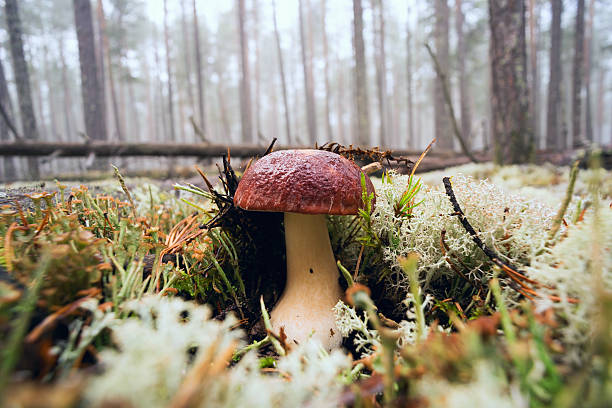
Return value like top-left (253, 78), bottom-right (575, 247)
top-left (234, 149), bottom-right (375, 349)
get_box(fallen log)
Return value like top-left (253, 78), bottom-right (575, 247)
top-left (0, 142), bottom-right (442, 159)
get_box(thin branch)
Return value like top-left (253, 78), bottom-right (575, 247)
top-left (0, 99), bottom-right (22, 141)
top-left (425, 43), bottom-right (478, 163)
top-left (442, 176), bottom-right (578, 303)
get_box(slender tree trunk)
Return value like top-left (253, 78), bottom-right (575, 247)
top-left (571, 0), bottom-right (585, 147)
top-left (96, 0), bottom-right (122, 141)
top-left (528, 0), bottom-right (539, 145)
top-left (455, 0), bottom-right (472, 148)
top-left (0, 59), bottom-right (16, 180)
top-left (94, 0), bottom-right (107, 136)
top-left (352, 0), bottom-right (370, 146)
top-left (595, 69), bottom-right (604, 144)
top-left (163, 0), bottom-right (176, 141)
top-left (272, 0), bottom-right (292, 145)
top-left (31, 50), bottom-right (47, 142)
top-left (73, 0), bottom-right (107, 143)
top-left (321, 0), bottom-right (333, 142)
top-left (43, 45), bottom-right (59, 141)
top-left (180, 0), bottom-right (195, 118)
top-left (371, 0), bottom-right (387, 147)
top-left (252, 0), bottom-right (261, 137)
top-left (583, 0), bottom-right (594, 143)
top-left (406, 4), bottom-right (414, 148)
top-left (59, 37), bottom-right (73, 141)
top-left (237, 0), bottom-right (253, 143)
top-left (298, 0), bottom-right (318, 144)
top-left (434, 0), bottom-right (452, 150)
top-left (5, 0), bottom-right (39, 178)
top-left (192, 0), bottom-right (206, 137)
top-left (546, 0), bottom-right (563, 150)
top-left (489, 0), bottom-right (532, 164)
top-left (154, 30), bottom-right (167, 141)
top-left (336, 55), bottom-right (346, 144)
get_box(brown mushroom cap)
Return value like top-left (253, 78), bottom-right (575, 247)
top-left (234, 149), bottom-right (376, 215)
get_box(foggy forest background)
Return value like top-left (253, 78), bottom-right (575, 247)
top-left (0, 0), bottom-right (610, 181)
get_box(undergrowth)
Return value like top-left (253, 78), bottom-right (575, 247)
top-left (0, 157), bottom-right (610, 407)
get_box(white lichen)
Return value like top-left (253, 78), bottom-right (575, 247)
top-left (371, 172), bottom-right (556, 305)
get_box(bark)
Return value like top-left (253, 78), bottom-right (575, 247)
top-left (237, 0), bottom-right (253, 143)
top-left (321, 0), bottom-right (333, 141)
top-left (372, 0), bottom-right (388, 147)
top-left (455, 0), bottom-right (472, 148)
top-left (352, 0), bottom-right (370, 146)
top-left (96, 0), bottom-right (122, 141)
top-left (583, 0), bottom-right (594, 143)
top-left (546, 0), bottom-right (563, 150)
top-left (0, 59), bottom-right (17, 179)
top-left (73, 0), bottom-right (107, 143)
top-left (163, 0), bottom-right (176, 141)
top-left (272, 0), bottom-right (292, 145)
top-left (406, 4), bottom-right (414, 147)
top-left (488, 0), bottom-right (533, 164)
top-left (528, 0), bottom-right (539, 145)
top-left (5, 0), bottom-right (39, 178)
top-left (192, 0), bottom-right (207, 137)
top-left (434, 0), bottom-right (452, 149)
top-left (571, 0), bottom-right (585, 147)
top-left (298, 0), bottom-right (318, 144)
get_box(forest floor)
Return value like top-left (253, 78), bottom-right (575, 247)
top-left (0, 157), bottom-right (610, 407)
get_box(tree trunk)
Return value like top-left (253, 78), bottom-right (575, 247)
top-left (528, 0), bottom-right (539, 146)
top-left (0, 59), bottom-right (17, 180)
top-left (372, 0), bottom-right (388, 147)
top-left (571, 0), bottom-right (585, 147)
top-left (434, 0), bottom-right (452, 150)
top-left (352, 0), bottom-right (370, 146)
top-left (59, 37), bottom-right (74, 142)
top-left (180, 0), bottom-right (195, 120)
top-left (96, 0), bottom-right (122, 142)
top-left (192, 0), bottom-right (207, 137)
top-left (406, 4), bottom-right (414, 148)
top-left (272, 0), bottom-right (292, 145)
top-left (455, 0), bottom-right (472, 148)
top-left (94, 0), bottom-right (107, 137)
top-left (237, 0), bottom-right (253, 143)
top-left (546, 0), bottom-right (563, 150)
top-left (73, 0), bottom-right (107, 143)
top-left (336, 55), bottom-right (346, 144)
top-left (252, 0), bottom-right (261, 137)
top-left (595, 69), bottom-right (604, 144)
top-left (153, 29), bottom-right (167, 141)
top-left (321, 0), bottom-right (333, 142)
top-left (583, 0), bottom-right (594, 143)
top-left (298, 0), bottom-right (318, 144)
top-left (488, 0), bottom-right (532, 164)
top-left (4, 0), bottom-right (39, 178)
top-left (163, 0), bottom-right (176, 141)
top-left (43, 45), bottom-right (59, 141)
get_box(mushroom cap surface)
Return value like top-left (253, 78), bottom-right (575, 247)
top-left (234, 149), bottom-right (376, 215)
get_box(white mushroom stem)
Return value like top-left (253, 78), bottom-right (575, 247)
top-left (270, 212), bottom-right (344, 350)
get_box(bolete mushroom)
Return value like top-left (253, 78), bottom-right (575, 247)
top-left (233, 149), bottom-right (375, 349)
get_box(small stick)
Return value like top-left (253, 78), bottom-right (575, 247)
top-left (548, 160), bottom-right (579, 242)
